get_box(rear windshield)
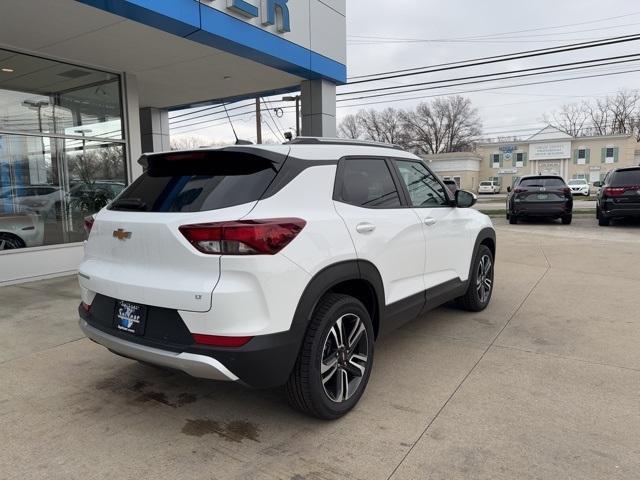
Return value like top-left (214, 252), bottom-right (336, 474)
top-left (610, 169), bottom-right (640, 186)
top-left (519, 177), bottom-right (565, 188)
top-left (480, 182), bottom-right (492, 186)
top-left (110, 152), bottom-right (278, 212)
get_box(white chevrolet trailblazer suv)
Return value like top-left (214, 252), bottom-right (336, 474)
top-left (78, 138), bottom-right (496, 419)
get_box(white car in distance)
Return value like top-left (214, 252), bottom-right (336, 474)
top-left (478, 181), bottom-right (501, 194)
top-left (567, 179), bottom-right (590, 196)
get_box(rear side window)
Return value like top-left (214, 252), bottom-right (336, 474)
top-left (610, 169), bottom-right (640, 186)
top-left (338, 158), bottom-right (401, 208)
top-left (519, 177), bottom-right (565, 188)
top-left (110, 152), bottom-right (277, 212)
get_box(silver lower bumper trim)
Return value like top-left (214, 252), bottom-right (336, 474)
top-left (79, 320), bottom-right (238, 381)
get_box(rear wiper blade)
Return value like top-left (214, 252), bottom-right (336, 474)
top-left (110, 198), bottom-right (147, 211)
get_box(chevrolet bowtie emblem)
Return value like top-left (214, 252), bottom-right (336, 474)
top-left (113, 229), bottom-right (132, 240)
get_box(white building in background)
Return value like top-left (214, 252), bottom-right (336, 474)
top-left (424, 126), bottom-right (640, 192)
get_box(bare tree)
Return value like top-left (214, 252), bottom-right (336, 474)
top-left (548, 89), bottom-right (640, 139)
top-left (170, 135), bottom-right (207, 150)
top-left (402, 96), bottom-right (481, 154)
top-left (609, 89), bottom-right (640, 135)
top-left (545, 102), bottom-right (589, 136)
top-left (356, 108), bottom-right (408, 146)
top-left (583, 97), bottom-right (613, 136)
top-left (337, 114), bottom-right (362, 139)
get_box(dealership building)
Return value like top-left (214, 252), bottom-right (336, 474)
top-left (0, 0), bottom-right (346, 285)
top-left (426, 126), bottom-right (640, 192)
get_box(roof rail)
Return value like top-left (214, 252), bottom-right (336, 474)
top-left (285, 136), bottom-right (404, 150)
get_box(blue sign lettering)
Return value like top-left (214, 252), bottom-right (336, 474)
top-left (227, 0), bottom-right (259, 18)
top-left (261, 0), bottom-right (291, 33)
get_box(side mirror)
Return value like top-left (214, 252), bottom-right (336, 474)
top-left (507, 186), bottom-right (512, 193)
top-left (455, 189), bottom-right (477, 208)
top-left (593, 181), bottom-right (601, 187)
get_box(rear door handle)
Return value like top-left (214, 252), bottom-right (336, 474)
top-left (423, 217), bottom-right (437, 226)
top-left (356, 222), bottom-right (376, 234)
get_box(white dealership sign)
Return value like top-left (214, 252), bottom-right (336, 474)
top-left (529, 141), bottom-right (571, 160)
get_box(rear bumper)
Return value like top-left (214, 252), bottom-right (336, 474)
top-left (511, 202), bottom-right (572, 217)
top-left (601, 202), bottom-right (640, 218)
top-left (80, 319), bottom-right (238, 381)
top-left (78, 296), bottom-right (303, 388)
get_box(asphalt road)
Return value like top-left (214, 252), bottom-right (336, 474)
top-left (1, 216), bottom-right (639, 479)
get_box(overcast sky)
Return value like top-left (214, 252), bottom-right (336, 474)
top-left (170, 0), bottom-right (640, 145)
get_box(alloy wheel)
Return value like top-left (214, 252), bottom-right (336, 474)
top-left (0, 236), bottom-right (22, 250)
top-left (320, 313), bottom-right (369, 403)
top-left (476, 254), bottom-right (493, 304)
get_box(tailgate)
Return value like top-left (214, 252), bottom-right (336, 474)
top-left (80, 206), bottom-right (254, 312)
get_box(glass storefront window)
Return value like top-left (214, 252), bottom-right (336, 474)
top-left (0, 48), bottom-right (126, 252)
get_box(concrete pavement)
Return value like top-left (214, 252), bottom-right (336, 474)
top-left (1, 216), bottom-right (639, 479)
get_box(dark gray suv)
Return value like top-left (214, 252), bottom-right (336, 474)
top-left (596, 167), bottom-right (640, 226)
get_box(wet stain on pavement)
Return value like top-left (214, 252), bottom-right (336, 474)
top-left (95, 377), bottom-right (198, 408)
top-left (182, 418), bottom-right (260, 443)
top-left (135, 390), bottom-right (197, 408)
top-left (473, 317), bottom-right (495, 326)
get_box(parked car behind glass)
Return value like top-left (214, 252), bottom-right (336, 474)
top-left (0, 205), bottom-right (44, 250)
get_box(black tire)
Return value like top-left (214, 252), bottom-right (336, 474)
top-left (0, 233), bottom-right (26, 250)
top-left (286, 293), bottom-right (374, 420)
top-left (509, 214), bottom-right (518, 225)
top-left (561, 215), bottom-right (572, 225)
top-left (598, 215), bottom-right (610, 226)
top-left (456, 245), bottom-right (494, 312)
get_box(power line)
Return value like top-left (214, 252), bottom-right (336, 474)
top-left (337, 63), bottom-right (640, 104)
top-left (347, 20), bottom-right (640, 44)
top-left (335, 67), bottom-right (640, 110)
top-left (169, 101), bottom-right (254, 125)
top-left (347, 33), bottom-right (640, 82)
top-left (339, 54), bottom-right (640, 98)
top-left (348, 11), bottom-right (640, 44)
top-left (168, 104), bottom-right (225, 121)
top-left (170, 104), bottom-right (256, 131)
top-left (261, 96), bottom-right (287, 141)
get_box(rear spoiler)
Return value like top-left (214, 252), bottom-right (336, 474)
top-left (138, 147), bottom-right (289, 176)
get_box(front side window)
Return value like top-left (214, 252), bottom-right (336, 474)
top-left (395, 160), bottom-right (449, 207)
top-left (338, 158), bottom-right (401, 208)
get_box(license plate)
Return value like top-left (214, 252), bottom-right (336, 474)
top-left (537, 194), bottom-right (548, 200)
top-left (114, 300), bottom-right (147, 335)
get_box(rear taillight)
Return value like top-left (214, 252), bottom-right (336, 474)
top-left (514, 188), bottom-right (526, 193)
top-left (80, 301), bottom-right (91, 312)
top-left (179, 218), bottom-right (306, 255)
top-left (562, 187), bottom-right (571, 194)
top-left (83, 215), bottom-right (95, 235)
top-left (192, 334), bottom-right (253, 347)
top-left (602, 187), bottom-right (625, 197)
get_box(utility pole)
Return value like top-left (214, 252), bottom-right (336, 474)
top-left (255, 97), bottom-right (262, 144)
top-left (282, 95), bottom-right (301, 137)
